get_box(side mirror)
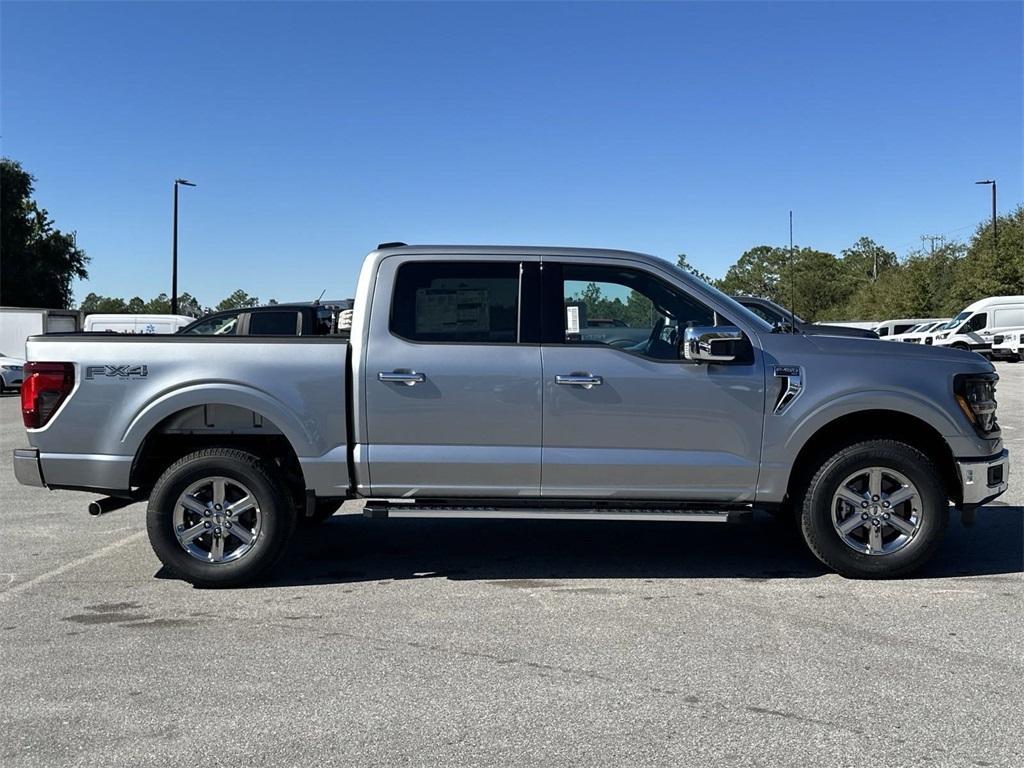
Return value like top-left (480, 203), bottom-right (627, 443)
top-left (681, 326), bottom-right (746, 363)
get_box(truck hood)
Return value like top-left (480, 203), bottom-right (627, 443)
top-left (803, 332), bottom-right (995, 371)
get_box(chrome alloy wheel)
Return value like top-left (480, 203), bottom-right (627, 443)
top-left (831, 467), bottom-right (922, 556)
top-left (172, 476), bottom-right (262, 563)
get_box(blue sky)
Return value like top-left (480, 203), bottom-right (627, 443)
top-left (3, 1), bottom-right (1021, 307)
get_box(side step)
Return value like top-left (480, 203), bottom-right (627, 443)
top-left (364, 501), bottom-right (753, 524)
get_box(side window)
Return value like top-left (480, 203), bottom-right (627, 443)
top-left (182, 313), bottom-right (240, 335)
top-left (390, 261), bottom-right (520, 343)
top-left (744, 303), bottom-right (778, 324)
top-left (555, 263), bottom-right (719, 360)
top-left (962, 313), bottom-right (987, 333)
top-left (248, 311), bottom-right (300, 335)
top-left (875, 326), bottom-right (889, 337)
top-left (893, 324), bottom-right (915, 335)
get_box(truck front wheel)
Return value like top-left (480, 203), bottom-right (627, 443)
top-left (146, 448), bottom-right (296, 587)
top-left (797, 440), bottom-right (948, 578)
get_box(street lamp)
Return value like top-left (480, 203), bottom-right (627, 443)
top-left (172, 178), bottom-right (197, 315)
top-left (975, 179), bottom-right (997, 258)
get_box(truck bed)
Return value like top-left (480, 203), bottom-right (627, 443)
top-left (21, 334), bottom-right (351, 497)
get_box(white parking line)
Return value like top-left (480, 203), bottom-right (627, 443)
top-left (0, 531), bottom-right (146, 603)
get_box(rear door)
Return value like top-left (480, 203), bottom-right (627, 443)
top-left (539, 258), bottom-right (765, 501)
top-left (363, 254), bottom-right (543, 497)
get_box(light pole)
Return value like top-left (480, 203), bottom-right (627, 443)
top-left (975, 179), bottom-right (996, 258)
top-left (172, 178), bottom-right (196, 315)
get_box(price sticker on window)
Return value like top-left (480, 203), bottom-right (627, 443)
top-left (566, 305), bottom-right (580, 334)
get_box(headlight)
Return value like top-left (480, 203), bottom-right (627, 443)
top-left (954, 373), bottom-right (999, 435)
top-left (1, 365), bottom-right (22, 371)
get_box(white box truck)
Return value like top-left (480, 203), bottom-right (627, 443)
top-left (0, 307), bottom-right (81, 358)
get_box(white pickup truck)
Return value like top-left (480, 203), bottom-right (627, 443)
top-left (13, 244), bottom-right (1009, 586)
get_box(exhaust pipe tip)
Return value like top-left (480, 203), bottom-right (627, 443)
top-left (88, 496), bottom-right (136, 516)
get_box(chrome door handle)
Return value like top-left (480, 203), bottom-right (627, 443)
top-left (555, 373), bottom-right (603, 388)
top-left (378, 371), bottom-right (426, 386)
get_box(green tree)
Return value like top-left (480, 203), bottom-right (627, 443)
top-left (1, 158), bottom-right (89, 308)
top-left (675, 253), bottom-right (715, 285)
top-left (216, 289), bottom-right (259, 311)
top-left (79, 293), bottom-right (128, 315)
top-left (145, 292), bottom-right (205, 316)
top-left (840, 237), bottom-right (898, 285)
top-left (716, 245), bottom-right (789, 302)
top-left (789, 248), bottom-right (847, 322)
top-left (948, 206), bottom-right (1024, 310)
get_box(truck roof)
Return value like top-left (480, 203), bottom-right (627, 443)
top-left (372, 243), bottom-right (663, 260)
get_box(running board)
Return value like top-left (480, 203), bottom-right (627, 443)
top-left (364, 502), bottom-right (753, 524)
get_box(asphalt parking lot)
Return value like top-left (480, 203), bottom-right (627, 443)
top-left (1, 364), bottom-right (1021, 768)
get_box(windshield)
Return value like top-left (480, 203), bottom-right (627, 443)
top-left (666, 264), bottom-right (773, 331)
top-left (939, 311), bottom-right (972, 332)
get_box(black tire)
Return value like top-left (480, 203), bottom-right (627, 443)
top-left (147, 448), bottom-right (296, 587)
top-left (951, 342), bottom-right (970, 352)
top-left (297, 499), bottom-right (343, 527)
top-left (797, 439), bottom-right (948, 579)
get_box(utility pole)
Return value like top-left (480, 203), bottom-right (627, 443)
top-left (975, 179), bottom-right (997, 259)
top-left (171, 178), bottom-right (196, 315)
top-left (922, 235), bottom-right (946, 255)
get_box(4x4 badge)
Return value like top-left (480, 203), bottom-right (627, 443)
top-left (85, 365), bottom-right (149, 380)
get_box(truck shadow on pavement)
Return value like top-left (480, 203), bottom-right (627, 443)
top-left (225, 505), bottom-right (1023, 588)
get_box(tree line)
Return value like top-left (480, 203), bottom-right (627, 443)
top-left (3, 156), bottom-right (1021, 323)
top-left (79, 288), bottom-right (272, 318)
top-left (681, 206), bottom-right (1023, 322)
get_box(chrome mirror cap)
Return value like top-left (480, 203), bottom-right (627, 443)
top-left (682, 326), bottom-right (744, 363)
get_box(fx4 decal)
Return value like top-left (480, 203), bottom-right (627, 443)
top-left (85, 365), bottom-right (149, 380)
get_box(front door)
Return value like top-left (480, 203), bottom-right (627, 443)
top-left (539, 259), bottom-right (765, 501)
top-left (363, 255), bottom-right (543, 497)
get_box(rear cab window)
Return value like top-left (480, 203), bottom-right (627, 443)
top-left (248, 310), bottom-right (301, 335)
top-left (390, 261), bottom-right (520, 343)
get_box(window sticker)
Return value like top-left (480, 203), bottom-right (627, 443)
top-left (566, 305), bottom-right (580, 334)
top-left (415, 288), bottom-right (490, 334)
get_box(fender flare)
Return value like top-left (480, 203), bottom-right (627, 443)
top-left (120, 382), bottom-right (319, 460)
top-left (782, 388), bottom-right (961, 460)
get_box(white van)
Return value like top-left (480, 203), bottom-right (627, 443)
top-left (932, 296), bottom-right (1024, 354)
top-left (83, 314), bottom-right (194, 334)
top-left (891, 320), bottom-right (949, 344)
top-left (872, 318), bottom-right (944, 340)
top-left (990, 328), bottom-right (1023, 361)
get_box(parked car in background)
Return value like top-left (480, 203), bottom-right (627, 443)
top-left (732, 296), bottom-right (879, 338)
top-left (871, 318), bottom-right (944, 339)
top-left (817, 321), bottom-right (877, 331)
top-left (932, 296), bottom-right (1024, 355)
top-left (889, 320), bottom-right (949, 344)
top-left (83, 314), bottom-right (195, 334)
top-left (990, 328), bottom-right (1024, 361)
top-left (179, 300), bottom-right (353, 336)
top-left (0, 352), bottom-right (26, 393)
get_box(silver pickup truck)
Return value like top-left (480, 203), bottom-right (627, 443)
top-left (13, 244), bottom-right (1010, 586)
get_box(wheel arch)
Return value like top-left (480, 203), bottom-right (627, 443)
top-left (785, 409), bottom-right (960, 506)
top-left (129, 402), bottom-right (306, 500)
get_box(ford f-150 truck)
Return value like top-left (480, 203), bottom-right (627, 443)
top-left (13, 244), bottom-right (1010, 586)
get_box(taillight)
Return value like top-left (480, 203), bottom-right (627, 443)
top-left (21, 362), bottom-right (75, 429)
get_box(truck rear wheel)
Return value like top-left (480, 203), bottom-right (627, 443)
top-left (146, 448), bottom-right (296, 587)
top-left (797, 440), bottom-right (948, 578)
